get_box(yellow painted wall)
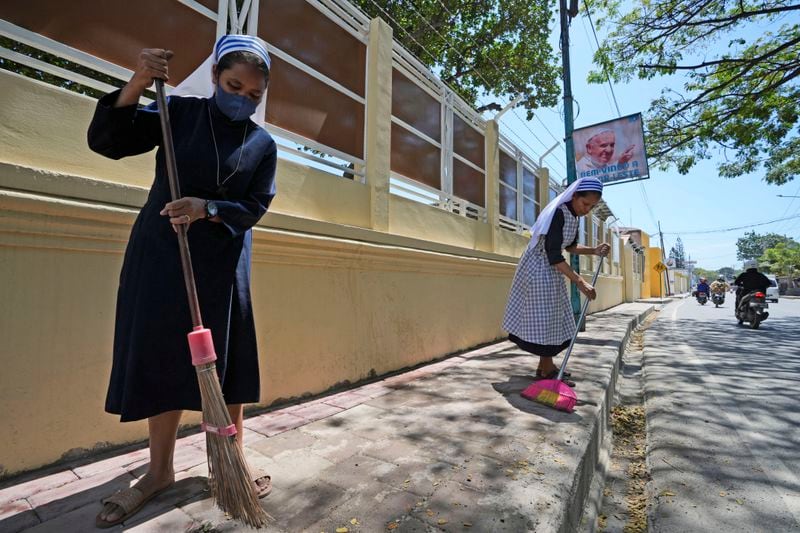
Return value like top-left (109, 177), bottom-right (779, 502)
top-left (647, 247), bottom-right (663, 298)
top-left (0, 174), bottom-right (518, 475)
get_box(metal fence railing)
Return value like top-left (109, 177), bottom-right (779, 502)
top-left (388, 40), bottom-right (489, 222)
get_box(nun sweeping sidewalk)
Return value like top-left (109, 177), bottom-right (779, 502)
top-left (503, 177), bottom-right (610, 384)
top-left (88, 35), bottom-right (276, 528)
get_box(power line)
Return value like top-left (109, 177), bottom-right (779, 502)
top-left (584, 1), bottom-right (621, 116)
top-left (579, 16), bottom-right (616, 115)
top-left (656, 214), bottom-right (800, 235)
top-left (775, 180), bottom-right (800, 234)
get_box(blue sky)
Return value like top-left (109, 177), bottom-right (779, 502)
top-left (493, 8), bottom-right (800, 271)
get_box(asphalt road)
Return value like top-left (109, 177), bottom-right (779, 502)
top-left (643, 296), bottom-right (800, 532)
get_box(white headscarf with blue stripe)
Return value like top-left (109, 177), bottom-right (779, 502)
top-left (171, 34), bottom-right (271, 126)
top-left (527, 177), bottom-right (603, 248)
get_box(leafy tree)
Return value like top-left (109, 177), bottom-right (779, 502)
top-left (736, 231), bottom-right (796, 260)
top-left (759, 241), bottom-right (800, 276)
top-left (694, 267), bottom-right (719, 280)
top-left (588, 0), bottom-right (800, 185)
top-left (352, 0), bottom-right (561, 117)
top-left (668, 236), bottom-right (686, 269)
top-left (718, 266), bottom-right (736, 278)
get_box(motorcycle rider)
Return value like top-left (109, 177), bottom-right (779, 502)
top-left (710, 275), bottom-right (730, 296)
top-left (734, 260), bottom-right (771, 315)
top-left (696, 277), bottom-right (711, 299)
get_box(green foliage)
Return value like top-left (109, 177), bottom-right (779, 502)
top-left (718, 266), bottom-right (736, 278)
top-left (0, 36), bottom-right (122, 99)
top-left (694, 267), bottom-right (719, 280)
top-left (353, 0), bottom-right (561, 117)
top-left (587, 0), bottom-right (800, 185)
top-left (668, 236), bottom-right (686, 269)
top-left (736, 230), bottom-right (796, 260)
top-left (759, 241), bottom-right (800, 276)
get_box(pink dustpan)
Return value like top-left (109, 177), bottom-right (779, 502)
top-left (521, 379), bottom-right (577, 412)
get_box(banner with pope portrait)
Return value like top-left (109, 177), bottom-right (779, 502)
top-left (573, 113), bottom-right (650, 186)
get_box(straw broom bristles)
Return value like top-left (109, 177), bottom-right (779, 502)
top-left (152, 77), bottom-right (270, 528)
top-left (197, 364), bottom-right (271, 528)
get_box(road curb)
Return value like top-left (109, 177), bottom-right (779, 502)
top-left (569, 304), bottom-right (657, 532)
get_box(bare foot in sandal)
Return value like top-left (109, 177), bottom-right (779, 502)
top-left (96, 472), bottom-right (174, 528)
top-left (254, 474), bottom-right (272, 499)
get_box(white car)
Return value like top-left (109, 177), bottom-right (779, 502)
top-left (766, 275), bottom-right (779, 303)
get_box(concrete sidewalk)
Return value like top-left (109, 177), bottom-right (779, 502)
top-left (0, 303), bottom-right (653, 533)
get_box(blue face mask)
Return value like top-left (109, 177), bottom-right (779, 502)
top-left (214, 86), bottom-right (258, 121)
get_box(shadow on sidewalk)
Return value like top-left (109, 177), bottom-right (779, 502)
top-left (0, 473), bottom-right (209, 532)
top-left (492, 375), bottom-right (586, 423)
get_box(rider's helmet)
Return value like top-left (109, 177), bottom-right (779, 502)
top-left (744, 259), bottom-right (758, 270)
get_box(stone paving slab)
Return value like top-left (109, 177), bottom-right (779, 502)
top-left (0, 303), bottom-right (652, 533)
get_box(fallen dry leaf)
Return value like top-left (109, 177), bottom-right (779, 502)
top-left (350, 518), bottom-right (359, 525)
top-left (463, 523), bottom-right (473, 527)
top-left (335, 528), bottom-right (349, 533)
top-left (660, 490), bottom-right (676, 497)
top-left (426, 510), bottom-right (435, 517)
top-left (387, 523), bottom-right (399, 530)
top-left (438, 519), bottom-right (448, 525)
top-left (719, 491), bottom-right (727, 497)
top-left (736, 499), bottom-right (744, 505)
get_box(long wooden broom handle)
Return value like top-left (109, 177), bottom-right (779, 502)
top-left (154, 79), bottom-right (204, 329)
top-left (557, 256), bottom-right (605, 381)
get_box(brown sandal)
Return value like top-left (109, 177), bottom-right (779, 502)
top-left (95, 486), bottom-right (168, 528)
top-left (254, 474), bottom-right (272, 499)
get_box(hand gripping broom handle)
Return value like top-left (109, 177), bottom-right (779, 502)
top-left (154, 79), bottom-right (203, 330)
top-left (557, 256), bottom-right (604, 381)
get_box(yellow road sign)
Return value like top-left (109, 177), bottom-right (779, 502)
top-left (654, 261), bottom-right (668, 273)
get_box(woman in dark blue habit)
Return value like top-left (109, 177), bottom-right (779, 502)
top-left (88, 35), bottom-right (276, 527)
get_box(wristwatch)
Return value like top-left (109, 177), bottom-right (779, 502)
top-left (205, 200), bottom-right (219, 219)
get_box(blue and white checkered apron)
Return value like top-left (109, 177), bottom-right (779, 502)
top-left (502, 203), bottom-right (579, 345)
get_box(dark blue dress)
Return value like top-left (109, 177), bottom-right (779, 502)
top-left (88, 91), bottom-right (277, 422)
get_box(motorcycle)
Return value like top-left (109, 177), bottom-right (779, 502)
top-left (736, 291), bottom-right (769, 329)
top-left (711, 292), bottom-right (725, 307)
top-left (696, 291), bottom-right (708, 305)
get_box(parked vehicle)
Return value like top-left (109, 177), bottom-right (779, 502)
top-left (736, 291), bottom-right (769, 329)
top-left (696, 292), bottom-right (708, 305)
top-left (765, 275), bottom-right (779, 303)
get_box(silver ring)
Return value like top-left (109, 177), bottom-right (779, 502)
top-left (183, 214), bottom-right (191, 223)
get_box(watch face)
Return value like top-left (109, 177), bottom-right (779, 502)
top-left (207, 201), bottom-right (218, 217)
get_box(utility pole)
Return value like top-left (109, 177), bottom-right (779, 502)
top-left (658, 221), bottom-right (672, 296)
top-left (560, 0), bottom-right (582, 327)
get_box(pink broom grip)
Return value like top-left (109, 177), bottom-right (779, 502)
top-left (201, 422), bottom-right (238, 436)
top-left (187, 326), bottom-right (217, 366)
